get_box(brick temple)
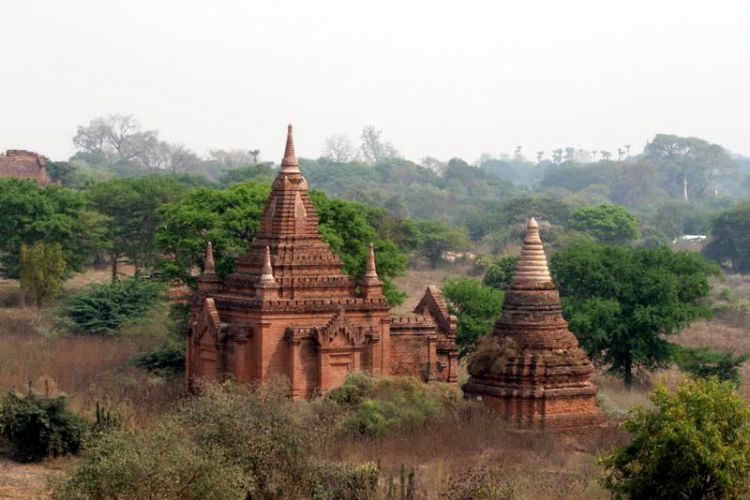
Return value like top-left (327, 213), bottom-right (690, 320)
top-left (186, 125), bottom-right (458, 398)
top-left (463, 218), bottom-right (604, 429)
top-left (0, 150), bottom-right (58, 185)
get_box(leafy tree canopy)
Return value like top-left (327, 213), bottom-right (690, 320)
top-left (0, 178), bottom-right (108, 278)
top-left (703, 202), bottom-right (750, 272)
top-left (482, 255), bottom-right (519, 291)
top-left (20, 242), bottom-right (66, 307)
top-left (552, 243), bottom-right (718, 386)
top-left (441, 278), bottom-right (504, 356)
top-left (600, 378), bottom-right (750, 500)
top-left (568, 203), bottom-right (640, 245)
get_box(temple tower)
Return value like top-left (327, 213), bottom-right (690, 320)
top-left (186, 125), bottom-right (458, 398)
top-left (463, 218), bottom-right (604, 429)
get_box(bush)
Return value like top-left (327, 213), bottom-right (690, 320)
top-left (180, 380), bottom-right (309, 500)
top-left (600, 378), bottom-right (750, 499)
top-left (672, 345), bottom-right (750, 384)
top-left (441, 278), bottom-right (504, 356)
top-left (0, 388), bottom-right (88, 462)
top-left (307, 460), bottom-right (380, 500)
top-left (59, 278), bottom-right (166, 335)
top-left (719, 287), bottom-right (735, 302)
top-left (482, 255), bottom-right (518, 291)
top-left (20, 242), bottom-right (66, 307)
top-left (467, 336), bottom-right (517, 377)
top-left (49, 419), bottom-right (249, 500)
top-left (331, 374), bottom-right (459, 437)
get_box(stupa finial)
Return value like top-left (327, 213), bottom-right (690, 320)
top-left (204, 241), bottom-right (216, 274)
top-left (511, 218), bottom-right (552, 285)
top-left (280, 124), bottom-right (300, 174)
top-left (259, 246), bottom-right (276, 283)
top-left (365, 243), bottom-right (378, 279)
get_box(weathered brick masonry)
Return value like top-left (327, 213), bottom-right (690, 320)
top-left (463, 218), bottom-right (604, 429)
top-left (186, 126), bottom-right (458, 398)
top-left (0, 150), bottom-right (58, 184)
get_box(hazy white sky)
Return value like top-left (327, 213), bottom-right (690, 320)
top-left (1, 0), bottom-right (748, 164)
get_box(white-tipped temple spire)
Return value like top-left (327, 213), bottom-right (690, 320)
top-left (259, 246), bottom-right (276, 283)
top-left (204, 241), bottom-right (216, 274)
top-left (511, 218), bottom-right (552, 284)
top-left (279, 124), bottom-right (300, 174)
top-left (365, 243), bottom-right (378, 279)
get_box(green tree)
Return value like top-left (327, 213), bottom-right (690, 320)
top-left (311, 192), bottom-right (406, 305)
top-left (482, 255), bottom-right (518, 291)
top-left (441, 278), bottom-right (504, 356)
top-left (217, 163), bottom-right (275, 188)
top-left (703, 202), bottom-right (750, 272)
top-left (157, 182), bottom-right (271, 284)
top-left (405, 220), bottom-right (469, 267)
top-left (552, 243), bottom-right (718, 386)
top-left (60, 278), bottom-right (166, 336)
top-left (645, 134), bottom-right (736, 202)
top-left (600, 378), bottom-right (750, 499)
top-left (672, 345), bottom-right (750, 385)
top-left (85, 176), bottom-right (188, 279)
top-left (568, 204), bottom-right (640, 245)
top-left (157, 183), bottom-right (407, 305)
top-left (0, 178), bottom-right (108, 278)
top-left (19, 242), bottom-right (66, 307)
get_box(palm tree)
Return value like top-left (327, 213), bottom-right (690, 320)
top-left (537, 151), bottom-right (544, 163)
top-left (249, 150), bottom-right (260, 163)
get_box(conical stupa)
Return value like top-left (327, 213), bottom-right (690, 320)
top-left (463, 218), bottom-right (604, 429)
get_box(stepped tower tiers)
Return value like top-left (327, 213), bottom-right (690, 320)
top-left (187, 125), bottom-right (458, 398)
top-left (463, 218), bottom-right (604, 429)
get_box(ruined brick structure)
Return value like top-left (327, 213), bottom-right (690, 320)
top-left (463, 218), bottom-right (604, 429)
top-left (187, 126), bottom-right (458, 398)
top-left (0, 150), bottom-right (58, 185)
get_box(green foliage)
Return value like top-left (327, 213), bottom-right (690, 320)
top-left (85, 175), bottom-right (188, 276)
top-left (330, 375), bottom-right (455, 437)
top-left (719, 287), bottom-right (735, 302)
top-left (157, 181), bottom-right (271, 283)
top-left (600, 378), bottom-right (750, 499)
top-left (132, 344), bottom-right (185, 376)
top-left (19, 242), bottom-right (66, 306)
top-left (311, 191), bottom-right (407, 305)
top-left (0, 388), bottom-right (88, 462)
top-left (647, 201), bottom-right (712, 240)
top-left (307, 461), bottom-right (380, 500)
top-left (552, 243), bottom-right (718, 386)
top-left (60, 278), bottom-right (166, 335)
top-left (0, 178), bottom-right (108, 277)
top-left (218, 163), bottom-right (276, 188)
top-left (482, 255), bottom-right (518, 290)
top-left (672, 345), bottom-right (750, 384)
top-left (49, 419), bottom-right (249, 500)
top-left (568, 203), bottom-right (640, 245)
top-left (180, 381), bottom-right (309, 500)
top-left (703, 201), bottom-right (750, 272)
top-left (441, 278), bottom-right (504, 356)
top-left (395, 218), bottom-right (469, 266)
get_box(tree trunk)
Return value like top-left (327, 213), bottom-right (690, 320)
top-left (111, 254), bottom-right (119, 282)
top-left (624, 358), bottom-right (633, 390)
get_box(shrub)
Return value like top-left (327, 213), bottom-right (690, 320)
top-left (332, 375), bottom-right (456, 437)
top-left (180, 380), bottom-right (309, 500)
top-left (20, 242), bottom-right (67, 307)
top-left (132, 342), bottom-right (185, 376)
top-left (49, 419), bottom-right (249, 500)
top-left (672, 345), bottom-right (750, 385)
top-left (326, 371), bottom-right (376, 406)
top-left (441, 278), bottom-right (504, 356)
top-left (719, 287), bottom-right (735, 302)
top-left (467, 336), bottom-right (517, 377)
top-left (482, 255), bottom-right (518, 291)
top-left (0, 388), bottom-right (88, 462)
top-left (307, 460), bottom-right (380, 500)
top-left (600, 378), bottom-right (750, 499)
top-left (59, 277), bottom-right (166, 335)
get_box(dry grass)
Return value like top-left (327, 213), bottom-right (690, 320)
top-left (319, 409), bottom-right (624, 499)
top-left (0, 305), bottom-right (182, 425)
top-left (392, 264), bottom-right (472, 314)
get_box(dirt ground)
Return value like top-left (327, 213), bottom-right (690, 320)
top-left (0, 456), bottom-right (49, 500)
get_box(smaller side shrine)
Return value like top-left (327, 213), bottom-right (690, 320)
top-left (463, 218), bottom-right (604, 429)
